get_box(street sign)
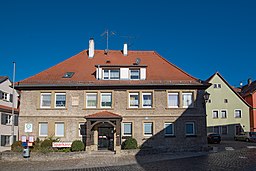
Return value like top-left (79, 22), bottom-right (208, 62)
top-left (25, 123), bottom-right (33, 132)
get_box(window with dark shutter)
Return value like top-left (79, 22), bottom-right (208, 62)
top-left (9, 94), bottom-right (13, 103)
top-left (0, 91), bottom-right (3, 100)
top-left (14, 115), bottom-right (18, 126)
top-left (1, 135), bottom-right (5, 146)
top-left (13, 135), bottom-right (17, 143)
top-left (1, 113), bottom-right (6, 125)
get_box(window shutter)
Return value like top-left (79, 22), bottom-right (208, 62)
top-left (140, 68), bottom-right (146, 80)
top-left (1, 113), bottom-right (6, 125)
top-left (96, 68), bottom-right (102, 80)
top-left (13, 135), bottom-right (17, 143)
top-left (14, 115), bottom-right (18, 126)
top-left (1, 135), bottom-right (5, 146)
top-left (9, 94), bottom-right (13, 103)
top-left (0, 91), bottom-right (3, 100)
top-left (120, 68), bottom-right (129, 80)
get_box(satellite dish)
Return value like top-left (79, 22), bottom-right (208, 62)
top-left (135, 58), bottom-right (141, 65)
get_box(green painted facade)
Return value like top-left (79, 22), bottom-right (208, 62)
top-left (206, 73), bottom-right (250, 139)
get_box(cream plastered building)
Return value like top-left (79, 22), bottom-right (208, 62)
top-left (206, 72), bottom-right (251, 139)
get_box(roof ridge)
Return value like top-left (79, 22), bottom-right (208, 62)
top-left (153, 51), bottom-right (198, 81)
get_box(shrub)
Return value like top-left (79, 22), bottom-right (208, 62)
top-left (11, 141), bottom-right (23, 152)
top-left (71, 140), bottom-right (85, 152)
top-left (41, 139), bottom-right (53, 148)
top-left (121, 137), bottom-right (138, 149)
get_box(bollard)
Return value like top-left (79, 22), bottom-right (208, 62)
top-left (23, 146), bottom-right (30, 158)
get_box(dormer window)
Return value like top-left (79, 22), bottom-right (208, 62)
top-left (130, 70), bottom-right (140, 80)
top-left (103, 69), bottom-right (120, 80)
top-left (63, 72), bottom-right (74, 78)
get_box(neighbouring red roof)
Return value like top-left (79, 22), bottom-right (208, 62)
top-left (16, 50), bottom-right (205, 87)
top-left (86, 111), bottom-right (122, 119)
top-left (241, 80), bottom-right (256, 96)
top-left (0, 105), bottom-right (19, 114)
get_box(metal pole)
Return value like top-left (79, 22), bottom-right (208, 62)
top-left (11, 62), bottom-right (16, 145)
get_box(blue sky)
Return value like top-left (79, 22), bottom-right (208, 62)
top-left (1, 0), bottom-right (255, 87)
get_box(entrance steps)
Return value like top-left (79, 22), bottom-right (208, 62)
top-left (90, 150), bottom-right (115, 155)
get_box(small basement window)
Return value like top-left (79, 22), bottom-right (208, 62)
top-left (63, 72), bottom-right (75, 78)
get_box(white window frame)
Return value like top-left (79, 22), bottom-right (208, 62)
top-left (185, 122), bottom-right (195, 136)
top-left (142, 93), bottom-right (152, 108)
top-left (39, 122), bottom-right (48, 137)
top-left (130, 70), bottom-right (140, 80)
top-left (40, 93), bottom-right (51, 108)
top-left (129, 93), bottom-right (139, 108)
top-left (55, 122), bottom-right (64, 137)
top-left (212, 110), bottom-right (219, 118)
top-left (234, 109), bottom-right (242, 118)
top-left (55, 93), bottom-right (66, 108)
top-left (143, 122), bottom-right (153, 136)
top-left (122, 122), bottom-right (132, 136)
top-left (100, 93), bottom-right (112, 108)
top-left (182, 92), bottom-right (193, 108)
top-left (2, 92), bottom-right (9, 101)
top-left (221, 110), bottom-right (227, 118)
top-left (168, 93), bottom-right (179, 108)
top-left (86, 93), bottom-right (97, 108)
top-left (103, 69), bottom-right (120, 80)
top-left (164, 122), bottom-right (174, 136)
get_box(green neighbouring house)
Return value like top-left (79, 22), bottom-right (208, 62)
top-left (206, 72), bottom-right (251, 140)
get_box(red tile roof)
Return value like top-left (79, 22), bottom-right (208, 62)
top-left (241, 80), bottom-right (256, 96)
top-left (0, 105), bottom-right (19, 114)
top-left (85, 111), bottom-right (122, 119)
top-left (16, 50), bottom-right (204, 87)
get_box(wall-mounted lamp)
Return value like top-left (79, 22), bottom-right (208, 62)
top-left (203, 91), bottom-right (210, 103)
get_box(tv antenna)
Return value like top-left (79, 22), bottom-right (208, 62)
top-left (120, 35), bottom-right (136, 48)
top-left (101, 29), bottom-right (116, 52)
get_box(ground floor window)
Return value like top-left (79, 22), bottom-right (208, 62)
top-left (185, 122), bottom-right (195, 135)
top-left (123, 122), bottom-right (132, 136)
top-left (144, 122), bottom-right (153, 136)
top-left (39, 122), bottom-right (48, 136)
top-left (221, 126), bottom-right (228, 135)
top-left (55, 122), bottom-right (64, 137)
top-left (164, 122), bottom-right (174, 136)
top-left (1, 135), bottom-right (16, 146)
top-left (213, 126), bottom-right (220, 134)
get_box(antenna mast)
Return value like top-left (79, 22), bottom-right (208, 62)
top-left (101, 29), bottom-right (116, 52)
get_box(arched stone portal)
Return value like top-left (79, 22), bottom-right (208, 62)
top-left (85, 111), bottom-right (122, 154)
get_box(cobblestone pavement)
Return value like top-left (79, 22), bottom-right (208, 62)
top-left (1, 141), bottom-right (256, 171)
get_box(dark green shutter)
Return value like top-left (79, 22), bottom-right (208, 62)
top-left (1, 135), bottom-right (5, 146)
top-left (1, 113), bottom-right (6, 125)
top-left (9, 94), bottom-right (13, 102)
top-left (0, 91), bottom-right (3, 100)
top-left (14, 115), bottom-right (18, 126)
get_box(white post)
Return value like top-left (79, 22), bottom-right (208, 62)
top-left (10, 62), bottom-right (16, 145)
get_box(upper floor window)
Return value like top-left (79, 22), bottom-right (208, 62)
top-left (129, 93), bottom-right (139, 108)
top-left (213, 84), bottom-right (221, 88)
top-left (55, 93), bottom-right (66, 108)
top-left (86, 93), bottom-right (97, 108)
top-left (0, 91), bottom-right (13, 102)
top-left (1, 113), bottom-right (18, 126)
top-left (212, 110), bottom-right (219, 118)
top-left (168, 93), bottom-right (179, 108)
top-left (182, 93), bottom-right (193, 108)
top-left (234, 109), bottom-right (242, 118)
top-left (103, 69), bottom-right (120, 80)
top-left (101, 93), bottom-right (112, 108)
top-left (142, 93), bottom-right (152, 108)
top-left (130, 70), bottom-right (140, 80)
top-left (221, 110), bottom-right (227, 118)
top-left (40, 93), bottom-right (51, 108)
